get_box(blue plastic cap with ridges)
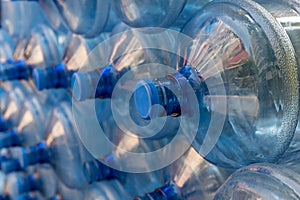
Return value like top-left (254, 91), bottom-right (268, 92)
top-left (1, 159), bottom-right (21, 174)
top-left (0, 129), bottom-right (21, 149)
top-left (18, 142), bottom-right (50, 168)
top-left (72, 71), bottom-right (90, 101)
top-left (134, 79), bottom-right (159, 119)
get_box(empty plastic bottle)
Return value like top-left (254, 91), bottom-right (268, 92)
top-left (49, 0), bottom-right (119, 37)
top-left (84, 180), bottom-right (131, 200)
top-left (33, 33), bottom-right (109, 91)
top-left (0, 24), bottom-right (67, 81)
top-left (133, 0), bottom-right (299, 169)
top-left (0, 89), bottom-right (70, 149)
top-left (214, 163), bottom-right (300, 200)
top-left (83, 153), bottom-right (165, 197)
top-left (113, 0), bottom-right (212, 29)
top-left (0, 29), bottom-right (15, 63)
top-left (1, 0), bottom-right (48, 40)
top-left (0, 81), bottom-right (35, 131)
top-left (3, 165), bottom-right (57, 199)
top-left (72, 26), bottom-right (179, 101)
top-left (0, 80), bottom-right (30, 115)
top-left (135, 147), bottom-right (230, 200)
top-left (11, 101), bottom-right (93, 189)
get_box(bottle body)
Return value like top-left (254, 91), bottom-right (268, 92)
top-left (214, 163), bottom-right (300, 200)
top-left (133, 0), bottom-right (299, 169)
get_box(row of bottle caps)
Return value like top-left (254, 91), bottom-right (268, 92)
top-left (1, 0), bottom-right (300, 199)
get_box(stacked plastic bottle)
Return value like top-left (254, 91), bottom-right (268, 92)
top-left (2, 0), bottom-right (300, 199)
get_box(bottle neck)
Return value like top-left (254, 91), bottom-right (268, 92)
top-left (17, 175), bottom-right (41, 194)
top-left (18, 142), bottom-right (50, 168)
top-left (0, 129), bottom-right (22, 149)
top-left (83, 159), bottom-right (120, 183)
top-left (0, 60), bottom-right (31, 81)
top-left (33, 64), bottom-right (75, 90)
top-left (134, 66), bottom-right (207, 119)
top-left (1, 159), bottom-right (22, 174)
top-left (72, 65), bottom-right (130, 101)
top-left (135, 182), bottom-right (181, 200)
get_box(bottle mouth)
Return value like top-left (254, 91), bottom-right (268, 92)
top-left (134, 79), bottom-right (160, 119)
top-left (72, 71), bottom-right (90, 101)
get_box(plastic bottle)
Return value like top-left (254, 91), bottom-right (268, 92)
top-left (133, 0), bottom-right (299, 169)
top-left (1, 0), bottom-right (48, 40)
top-left (113, 0), bottom-right (213, 29)
top-left (0, 81), bottom-right (35, 131)
top-left (49, 0), bottom-right (119, 38)
top-left (84, 180), bottom-right (131, 200)
top-left (0, 89), bottom-right (70, 149)
top-left (32, 33), bottom-right (109, 91)
top-left (11, 101), bottom-right (93, 189)
top-left (3, 165), bottom-right (57, 199)
top-left (135, 147), bottom-right (230, 200)
top-left (72, 25), bottom-right (179, 101)
top-left (214, 163), bottom-right (300, 200)
top-left (0, 24), bottom-right (67, 81)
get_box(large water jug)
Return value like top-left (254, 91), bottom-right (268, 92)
top-left (135, 147), bottom-right (231, 200)
top-left (214, 162), bottom-right (300, 200)
top-left (133, 0), bottom-right (299, 169)
top-left (1, 0), bottom-right (48, 40)
top-left (72, 25), bottom-right (179, 101)
top-left (113, 0), bottom-right (210, 29)
top-left (48, 0), bottom-right (119, 38)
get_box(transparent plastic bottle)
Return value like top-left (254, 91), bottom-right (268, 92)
top-left (1, 0), bottom-right (48, 40)
top-left (113, 0), bottom-right (194, 28)
top-left (50, 0), bottom-right (119, 38)
top-left (72, 25), bottom-right (179, 101)
top-left (214, 163), bottom-right (300, 200)
top-left (0, 81), bottom-right (35, 131)
top-left (84, 180), bottom-right (131, 200)
top-left (83, 153), bottom-right (165, 197)
top-left (0, 80), bottom-right (30, 115)
top-left (32, 33), bottom-right (109, 91)
top-left (11, 101), bottom-right (93, 189)
top-left (135, 147), bottom-right (231, 200)
top-left (0, 24), bottom-right (67, 81)
top-left (3, 165), bottom-right (57, 199)
top-left (133, 0), bottom-right (299, 169)
top-left (0, 89), bottom-right (70, 149)
top-left (0, 29), bottom-right (15, 63)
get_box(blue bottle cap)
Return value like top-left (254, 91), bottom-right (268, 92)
top-left (33, 68), bottom-right (46, 91)
top-left (1, 159), bottom-right (21, 174)
top-left (0, 129), bottom-right (21, 149)
top-left (0, 116), bottom-right (8, 132)
top-left (72, 72), bottom-right (90, 101)
top-left (134, 79), bottom-right (159, 119)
